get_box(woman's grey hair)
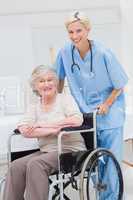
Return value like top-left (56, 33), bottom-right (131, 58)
top-left (65, 11), bottom-right (91, 29)
top-left (30, 65), bottom-right (58, 95)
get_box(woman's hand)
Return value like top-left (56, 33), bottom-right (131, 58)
top-left (18, 125), bottom-right (35, 138)
top-left (17, 117), bottom-right (80, 138)
top-left (96, 88), bottom-right (123, 115)
top-left (96, 103), bottom-right (109, 115)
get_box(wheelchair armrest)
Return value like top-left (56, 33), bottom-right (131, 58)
top-left (60, 112), bottom-right (95, 132)
top-left (60, 125), bottom-right (92, 132)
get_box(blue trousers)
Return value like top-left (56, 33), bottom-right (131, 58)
top-left (97, 127), bottom-right (123, 200)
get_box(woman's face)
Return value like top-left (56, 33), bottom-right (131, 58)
top-left (34, 72), bottom-right (57, 98)
top-left (67, 20), bottom-right (89, 48)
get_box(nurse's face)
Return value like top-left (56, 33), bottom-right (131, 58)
top-left (67, 20), bottom-right (89, 48)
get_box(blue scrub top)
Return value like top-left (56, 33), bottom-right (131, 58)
top-left (55, 41), bottom-right (128, 130)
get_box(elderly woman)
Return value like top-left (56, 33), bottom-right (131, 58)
top-left (3, 65), bottom-right (86, 200)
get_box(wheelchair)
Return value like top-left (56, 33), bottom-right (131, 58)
top-left (0, 111), bottom-right (124, 200)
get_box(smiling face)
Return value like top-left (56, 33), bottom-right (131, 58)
top-left (34, 72), bottom-right (58, 98)
top-left (67, 20), bottom-right (89, 49)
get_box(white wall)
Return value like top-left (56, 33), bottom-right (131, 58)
top-left (120, 0), bottom-right (133, 84)
top-left (0, 27), bottom-right (34, 79)
top-left (0, 0), bottom-right (120, 14)
top-left (120, 0), bottom-right (133, 139)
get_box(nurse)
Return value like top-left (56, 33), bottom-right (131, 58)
top-left (55, 11), bottom-right (128, 199)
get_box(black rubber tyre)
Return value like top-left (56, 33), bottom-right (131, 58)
top-left (79, 148), bottom-right (123, 200)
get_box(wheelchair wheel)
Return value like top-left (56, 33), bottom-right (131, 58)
top-left (79, 148), bottom-right (123, 200)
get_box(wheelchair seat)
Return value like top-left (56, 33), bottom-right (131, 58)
top-left (10, 149), bottom-right (40, 162)
top-left (60, 150), bottom-right (91, 174)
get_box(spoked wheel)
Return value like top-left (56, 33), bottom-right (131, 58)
top-left (79, 148), bottom-right (123, 200)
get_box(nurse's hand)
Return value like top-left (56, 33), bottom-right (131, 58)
top-left (96, 103), bottom-right (109, 115)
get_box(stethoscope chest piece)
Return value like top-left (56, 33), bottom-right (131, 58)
top-left (88, 71), bottom-right (95, 78)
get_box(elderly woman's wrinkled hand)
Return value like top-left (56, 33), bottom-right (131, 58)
top-left (18, 125), bottom-right (35, 138)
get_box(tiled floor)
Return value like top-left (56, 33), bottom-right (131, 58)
top-left (0, 140), bottom-right (133, 199)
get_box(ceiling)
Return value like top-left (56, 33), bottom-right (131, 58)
top-left (0, 0), bottom-right (120, 15)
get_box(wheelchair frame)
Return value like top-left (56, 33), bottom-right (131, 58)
top-left (0, 110), bottom-right (124, 200)
top-left (53, 110), bottom-right (97, 200)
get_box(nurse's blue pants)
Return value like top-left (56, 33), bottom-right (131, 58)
top-left (97, 127), bottom-right (123, 200)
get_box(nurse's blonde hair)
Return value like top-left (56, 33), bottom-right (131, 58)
top-left (65, 11), bottom-right (91, 30)
top-left (30, 65), bottom-right (58, 95)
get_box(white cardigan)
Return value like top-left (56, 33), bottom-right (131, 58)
top-left (18, 93), bottom-right (86, 152)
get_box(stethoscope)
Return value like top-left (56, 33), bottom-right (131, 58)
top-left (71, 40), bottom-right (94, 78)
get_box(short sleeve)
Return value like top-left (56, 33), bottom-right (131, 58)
top-left (18, 104), bottom-right (36, 126)
top-left (55, 50), bottom-right (66, 80)
top-left (62, 93), bottom-right (83, 122)
top-left (103, 49), bottom-right (128, 89)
